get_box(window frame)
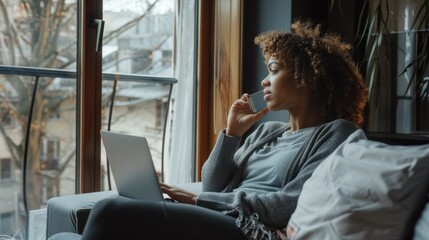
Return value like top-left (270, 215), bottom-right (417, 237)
top-left (78, 0), bottom-right (103, 193)
top-left (196, 0), bottom-right (242, 180)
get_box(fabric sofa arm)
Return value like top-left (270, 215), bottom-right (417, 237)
top-left (45, 182), bottom-right (202, 239)
top-left (46, 190), bottom-right (118, 239)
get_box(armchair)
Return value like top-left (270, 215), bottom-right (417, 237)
top-left (45, 182), bottom-right (202, 239)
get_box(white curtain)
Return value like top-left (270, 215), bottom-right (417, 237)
top-left (163, 0), bottom-right (197, 184)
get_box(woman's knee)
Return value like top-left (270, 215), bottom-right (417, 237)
top-left (93, 197), bottom-right (115, 212)
top-left (88, 197), bottom-right (127, 221)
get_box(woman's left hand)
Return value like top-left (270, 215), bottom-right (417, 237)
top-left (226, 94), bottom-right (269, 137)
top-left (160, 182), bottom-right (197, 204)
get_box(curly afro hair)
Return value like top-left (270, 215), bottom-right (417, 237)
top-left (254, 20), bottom-right (368, 127)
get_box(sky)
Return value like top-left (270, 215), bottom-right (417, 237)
top-left (104, 0), bottom-right (173, 14)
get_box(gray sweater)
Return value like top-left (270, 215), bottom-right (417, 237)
top-left (197, 119), bottom-right (358, 239)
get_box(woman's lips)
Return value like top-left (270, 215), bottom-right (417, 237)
top-left (263, 89), bottom-right (271, 101)
top-left (264, 94), bottom-right (271, 101)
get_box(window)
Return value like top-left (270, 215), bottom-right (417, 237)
top-left (100, 0), bottom-right (176, 189)
top-left (40, 138), bottom-right (60, 170)
top-left (0, 104), bottom-right (12, 126)
top-left (0, 212), bottom-right (14, 236)
top-left (0, 0), bottom-right (78, 236)
top-left (154, 99), bottom-right (168, 128)
top-left (40, 138), bottom-right (60, 203)
top-left (0, 0), bottom-right (194, 236)
top-left (0, 158), bottom-right (12, 181)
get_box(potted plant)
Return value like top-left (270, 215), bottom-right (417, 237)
top-left (332, 0), bottom-right (428, 134)
top-left (330, 0), bottom-right (429, 134)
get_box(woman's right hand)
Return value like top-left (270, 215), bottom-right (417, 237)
top-left (226, 94), bottom-right (269, 137)
top-left (160, 182), bottom-right (197, 204)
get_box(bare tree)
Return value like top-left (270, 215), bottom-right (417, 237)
top-left (0, 0), bottom-right (162, 213)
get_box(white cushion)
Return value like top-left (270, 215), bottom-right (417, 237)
top-left (287, 129), bottom-right (429, 240)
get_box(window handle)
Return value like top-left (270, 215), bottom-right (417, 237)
top-left (93, 19), bottom-right (105, 52)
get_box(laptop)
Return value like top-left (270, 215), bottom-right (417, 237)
top-left (100, 130), bottom-right (165, 201)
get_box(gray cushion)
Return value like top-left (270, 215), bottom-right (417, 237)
top-left (46, 190), bottom-right (118, 238)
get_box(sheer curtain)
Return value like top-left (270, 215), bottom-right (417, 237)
top-left (163, 0), bottom-right (197, 184)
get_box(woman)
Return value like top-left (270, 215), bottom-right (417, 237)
top-left (50, 20), bottom-right (368, 240)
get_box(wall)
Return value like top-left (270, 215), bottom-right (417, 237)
top-left (242, 0), bottom-right (292, 131)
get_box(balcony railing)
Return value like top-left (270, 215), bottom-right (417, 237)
top-left (0, 65), bottom-right (177, 83)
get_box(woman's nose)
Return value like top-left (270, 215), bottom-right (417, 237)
top-left (261, 77), bottom-right (269, 87)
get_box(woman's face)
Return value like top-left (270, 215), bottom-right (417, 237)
top-left (261, 57), bottom-right (308, 112)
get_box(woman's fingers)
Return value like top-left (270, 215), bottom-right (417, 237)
top-left (241, 93), bottom-right (250, 101)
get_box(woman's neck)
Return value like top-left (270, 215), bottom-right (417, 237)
top-left (288, 103), bottom-right (325, 132)
top-left (288, 116), bottom-right (324, 132)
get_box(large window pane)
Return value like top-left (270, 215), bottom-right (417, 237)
top-left (103, 0), bottom-right (173, 76)
top-left (365, 0), bottom-right (429, 134)
top-left (101, 0), bottom-right (174, 190)
top-left (0, 0), bottom-right (77, 237)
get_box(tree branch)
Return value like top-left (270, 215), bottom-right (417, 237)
top-left (103, 0), bottom-right (159, 44)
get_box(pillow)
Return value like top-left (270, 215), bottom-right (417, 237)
top-left (287, 129), bottom-right (429, 240)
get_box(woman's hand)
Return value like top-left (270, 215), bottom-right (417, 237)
top-left (226, 94), bottom-right (269, 137)
top-left (160, 182), bottom-right (197, 204)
